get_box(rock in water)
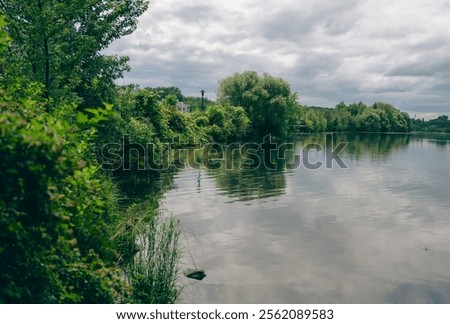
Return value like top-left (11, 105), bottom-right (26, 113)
top-left (184, 268), bottom-right (206, 281)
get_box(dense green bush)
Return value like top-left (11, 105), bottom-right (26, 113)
top-left (1, 13), bottom-right (184, 304)
top-left (204, 104), bottom-right (250, 141)
top-left (0, 111), bottom-right (127, 303)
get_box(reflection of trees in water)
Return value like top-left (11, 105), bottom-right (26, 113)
top-left (114, 169), bottom-right (177, 205)
top-left (341, 133), bottom-right (411, 159)
top-left (114, 145), bottom-right (289, 203)
top-left (210, 166), bottom-right (286, 202)
top-left (118, 133), bottom-right (450, 203)
top-left (204, 145), bottom-right (288, 202)
top-left (338, 133), bottom-right (450, 158)
top-left (412, 133), bottom-right (450, 148)
top-left (298, 133), bottom-right (412, 160)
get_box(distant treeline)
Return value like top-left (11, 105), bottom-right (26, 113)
top-left (146, 71), bottom-right (414, 137)
top-left (300, 104), bottom-right (450, 134)
top-left (299, 101), bottom-right (412, 133)
top-left (155, 74), bottom-right (450, 135)
top-left (412, 115), bottom-right (450, 133)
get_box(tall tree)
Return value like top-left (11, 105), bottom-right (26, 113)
top-left (0, 0), bottom-right (148, 107)
top-left (217, 71), bottom-right (298, 137)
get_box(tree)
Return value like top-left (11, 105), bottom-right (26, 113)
top-left (229, 106), bottom-right (250, 138)
top-left (347, 101), bottom-right (367, 116)
top-left (203, 104), bottom-right (250, 141)
top-left (0, 0), bottom-right (148, 107)
top-left (134, 88), bottom-right (171, 139)
top-left (1, 20), bottom-right (126, 299)
top-left (372, 102), bottom-right (411, 132)
top-left (356, 108), bottom-right (382, 132)
top-left (217, 71), bottom-right (298, 137)
top-left (303, 110), bottom-right (327, 132)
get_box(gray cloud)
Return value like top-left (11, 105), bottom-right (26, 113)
top-left (387, 50), bottom-right (450, 78)
top-left (257, 0), bottom-right (361, 41)
top-left (105, 0), bottom-right (450, 117)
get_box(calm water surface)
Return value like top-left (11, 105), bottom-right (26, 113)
top-left (162, 134), bottom-right (450, 303)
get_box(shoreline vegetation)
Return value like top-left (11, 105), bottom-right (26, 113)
top-left (1, 5), bottom-right (450, 304)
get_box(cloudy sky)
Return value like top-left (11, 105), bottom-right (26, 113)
top-left (105, 0), bottom-right (450, 118)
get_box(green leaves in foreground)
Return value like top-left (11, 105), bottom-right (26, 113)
top-left (0, 111), bottom-right (127, 303)
top-left (1, 12), bottom-right (182, 304)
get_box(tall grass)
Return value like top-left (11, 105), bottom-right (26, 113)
top-left (117, 201), bottom-right (181, 304)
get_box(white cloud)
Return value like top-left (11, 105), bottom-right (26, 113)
top-left (105, 0), bottom-right (450, 115)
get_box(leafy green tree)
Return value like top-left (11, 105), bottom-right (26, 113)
top-left (0, 0), bottom-right (148, 107)
top-left (229, 106), bottom-right (250, 138)
top-left (217, 71), bottom-right (298, 137)
top-left (372, 102), bottom-right (411, 132)
top-left (204, 104), bottom-right (250, 141)
top-left (356, 108), bottom-right (382, 132)
top-left (335, 101), bottom-right (347, 110)
top-left (0, 97), bottom-right (127, 303)
top-left (302, 109), bottom-right (327, 132)
top-left (134, 88), bottom-right (171, 139)
top-left (0, 15), bottom-right (8, 67)
top-left (347, 101), bottom-right (367, 116)
top-left (206, 105), bottom-right (227, 128)
top-left (205, 105), bottom-right (230, 141)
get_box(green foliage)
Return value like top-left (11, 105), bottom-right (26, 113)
top-left (347, 101), bottom-right (367, 116)
top-left (183, 95), bottom-right (214, 111)
top-left (0, 110), bottom-right (128, 303)
top-left (204, 104), bottom-right (250, 141)
top-left (2, 5), bottom-right (421, 304)
top-left (120, 202), bottom-right (181, 304)
top-left (413, 115), bottom-right (450, 133)
top-left (147, 86), bottom-right (184, 102)
top-left (355, 108), bottom-right (382, 132)
top-left (218, 71), bottom-right (298, 137)
top-left (206, 105), bottom-right (227, 129)
top-left (96, 86), bottom-right (211, 173)
top-left (301, 109), bottom-right (328, 132)
top-left (302, 101), bottom-right (412, 133)
top-left (327, 107), bottom-right (353, 131)
top-left (76, 103), bottom-right (116, 128)
top-left (134, 89), bottom-right (170, 138)
top-left (229, 106), bottom-right (251, 138)
top-left (1, 12), bottom-right (183, 305)
top-left (0, 15), bottom-right (9, 63)
top-left (0, 82), bottom-right (183, 303)
top-left (1, 0), bottom-right (148, 106)
top-left (193, 114), bottom-right (209, 128)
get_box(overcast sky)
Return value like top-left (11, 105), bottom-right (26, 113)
top-left (105, 0), bottom-right (450, 118)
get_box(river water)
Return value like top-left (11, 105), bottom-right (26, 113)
top-left (162, 133), bottom-right (450, 303)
